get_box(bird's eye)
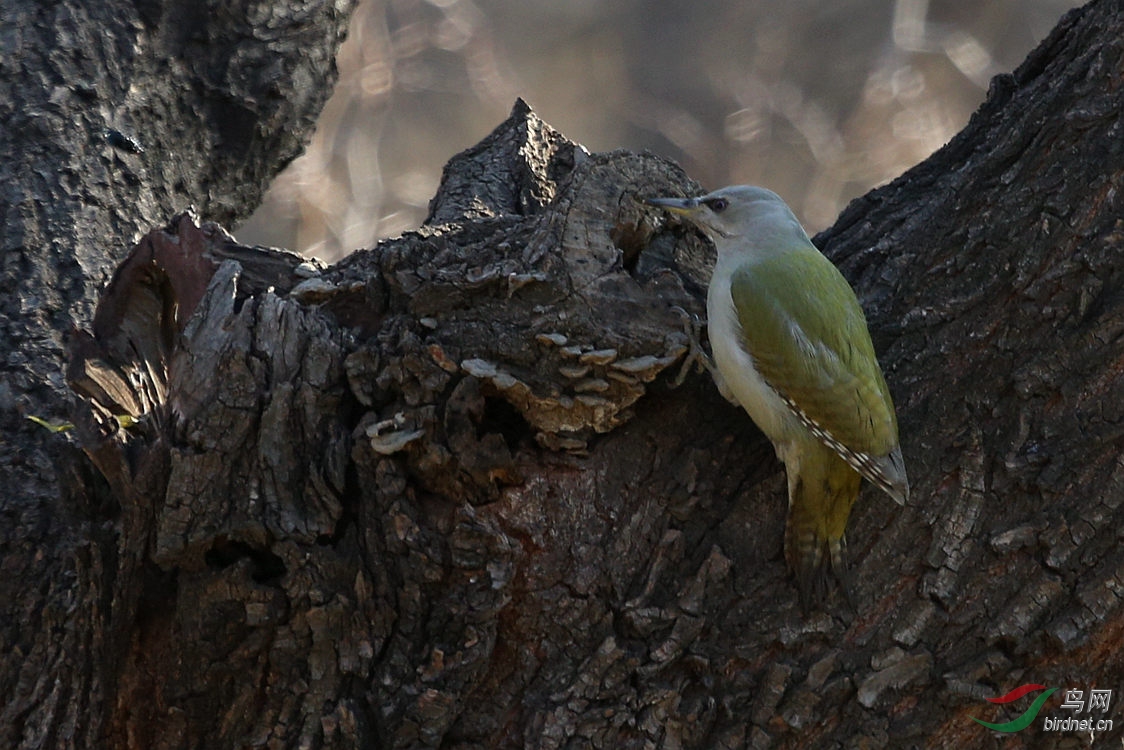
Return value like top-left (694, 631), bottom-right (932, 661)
top-left (706, 198), bottom-right (728, 212)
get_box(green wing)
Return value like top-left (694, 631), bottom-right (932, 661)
top-left (729, 247), bottom-right (898, 456)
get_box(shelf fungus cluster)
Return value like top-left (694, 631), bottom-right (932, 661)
top-left (465, 330), bottom-right (688, 453)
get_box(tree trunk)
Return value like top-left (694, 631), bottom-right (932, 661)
top-left (8, 1), bottom-right (1124, 748)
top-left (0, 1), bottom-right (355, 747)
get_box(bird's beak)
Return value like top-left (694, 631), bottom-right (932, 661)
top-left (646, 195), bottom-right (728, 240)
top-left (644, 196), bottom-right (700, 217)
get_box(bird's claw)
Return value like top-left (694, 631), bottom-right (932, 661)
top-left (670, 305), bottom-right (713, 387)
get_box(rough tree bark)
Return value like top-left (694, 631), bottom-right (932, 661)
top-left (6, 1), bottom-right (1124, 749)
top-left (0, 0), bottom-right (355, 747)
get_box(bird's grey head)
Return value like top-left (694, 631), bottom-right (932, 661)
top-left (646, 185), bottom-right (807, 251)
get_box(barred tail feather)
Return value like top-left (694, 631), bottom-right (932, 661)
top-left (784, 442), bottom-right (863, 613)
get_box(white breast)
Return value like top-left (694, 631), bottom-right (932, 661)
top-left (706, 259), bottom-right (799, 449)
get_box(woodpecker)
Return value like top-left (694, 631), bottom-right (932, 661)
top-left (648, 185), bottom-right (908, 609)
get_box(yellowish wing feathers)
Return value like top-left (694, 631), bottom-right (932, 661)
top-left (729, 250), bottom-right (908, 502)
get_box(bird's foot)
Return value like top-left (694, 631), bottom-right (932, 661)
top-left (670, 305), bottom-right (714, 387)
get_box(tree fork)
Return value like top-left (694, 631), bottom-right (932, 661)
top-left (11, 1), bottom-right (1124, 747)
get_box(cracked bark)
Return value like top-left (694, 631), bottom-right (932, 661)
top-left (1, 0), bottom-right (356, 747)
top-left (7, 1), bottom-right (1124, 748)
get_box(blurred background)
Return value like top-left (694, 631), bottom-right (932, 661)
top-left (237, 0), bottom-right (1083, 261)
